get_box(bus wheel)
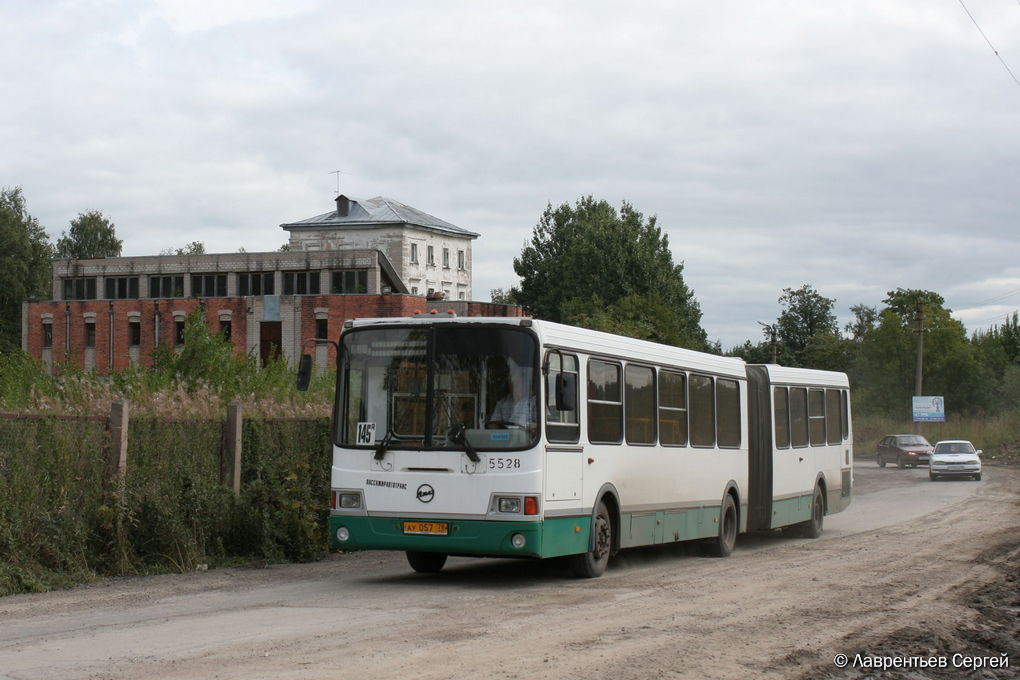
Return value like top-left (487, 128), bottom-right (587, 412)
top-left (799, 486), bottom-right (824, 538)
top-left (706, 494), bottom-right (737, 558)
top-left (569, 502), bottom-right (612, 578)
top-left (406, 551), bottom-right (447, 573)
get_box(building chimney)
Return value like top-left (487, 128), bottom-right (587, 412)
top-left (336, 194), bottom-right (350, 217)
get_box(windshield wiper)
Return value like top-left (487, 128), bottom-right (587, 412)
top-left (374, 428), bottom-right (394, 460)
top-left (448, 423), bottom-right (480, 463)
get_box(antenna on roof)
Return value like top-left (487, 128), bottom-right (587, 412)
top-left (328, 170), bottom-right (346, 197)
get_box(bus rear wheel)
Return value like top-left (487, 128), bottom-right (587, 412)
top-left (406, 551), bottom-right (447, 573)
top-left (706, 493), bottom-right (737, 558)
top-left (569, 501), bottom-right (612, 578)
top-left (794, 486), bottom-right (824, 538)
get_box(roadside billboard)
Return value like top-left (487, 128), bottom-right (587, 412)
top-left (912, 396), bottom-right (945, 422)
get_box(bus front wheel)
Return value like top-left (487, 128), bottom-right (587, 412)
top-left (706, 493), bottom-right (737, 558)
top-left (406, 551), bottom-right (447, 573)
top-left (569, 501), bottom-right (612, 578)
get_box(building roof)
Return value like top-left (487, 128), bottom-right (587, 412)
top-left (280, 195), bottom-right (479, 239)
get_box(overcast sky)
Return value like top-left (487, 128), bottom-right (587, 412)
top-left (3, 1), bottom-right (1019, 348)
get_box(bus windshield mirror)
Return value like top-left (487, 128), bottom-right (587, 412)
top-left (296, 354), bottom-right (313, 391)
top-left (555, 372), bottom-right (577, 411)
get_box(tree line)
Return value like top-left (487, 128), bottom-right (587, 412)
top-left (5, 186), bottom-right (1017, 419)
top-left (502, 196), bottom-right (1019, 418)
top-left (0, 185), bottom-right (220, 353)
top-left (0, 187), bottom-right (126, 353)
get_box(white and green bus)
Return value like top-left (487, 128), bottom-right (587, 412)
top-left (306, 315), bottom-right (852, 577)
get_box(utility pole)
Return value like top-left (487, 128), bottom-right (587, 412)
top-left (913, 298), bottom-right (925, 434)
top-left (897, 288), bottom-right (926, 434)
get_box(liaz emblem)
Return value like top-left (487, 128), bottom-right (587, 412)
top-left (416, 484), bottom-right (435, 503)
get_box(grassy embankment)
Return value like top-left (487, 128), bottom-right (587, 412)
top-left (853, 412), bottom-right (1020, 464)
top-left (0, 318), bottom-right (338, 596)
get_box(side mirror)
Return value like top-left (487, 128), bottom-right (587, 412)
top-left (555, 372), bottom-right (577, 412)
top-left (296, 354), bottom-right (313, 391)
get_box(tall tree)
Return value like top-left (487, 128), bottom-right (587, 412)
top-left (54, 210), bottom-right (122, 259)
top-left (851, 289), bottom-right (989, 415)
top-left (845, 304), bottom-right (878, 341)
top-left (776, 285), bottom-right (839, 364)
top-left (512, 196), bottom-right (706, 349)
top-left (0, 187), bottom-right (53, 352)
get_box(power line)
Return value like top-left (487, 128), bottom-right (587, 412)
top-left (963, 285), bottom-right (1020, 308)
top-left (962, 308), bottom-right (1019, 328)
top-left (958, 0), bottom-right (1020, 88)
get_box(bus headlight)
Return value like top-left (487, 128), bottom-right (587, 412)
top-left (498, 497), bottom-right (522, 513)
top-left (511, 533), bottom-right (526, 549)
top-left (336, 526), bottom-right (351, 542)
top-left (332, 491), bottom-right (362, 509)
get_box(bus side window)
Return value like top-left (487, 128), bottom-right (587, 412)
top-left (808, 389), bottom-right (826, 445)
top-left (689, 374), bottom-right (715, 447)
top-left (825, 389), bottom-right (842, 445)
top-left (659, 370), bottom-right (687, 446)
top-left (773, 387), bottom-right (790, 449)
top-left (625, 364), bottom-right (656, 445)
top-left (546, 352), bottom-right (580, 443)
top-left (716, 378), bottom-right (741, 448)
top-left (841, 390), bottom-right (850, 440)
top-left (588, 359), bottom-right (622, 444)
top-left (790, 387), bottom-right (808, 447)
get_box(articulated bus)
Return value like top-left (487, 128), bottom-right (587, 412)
top-left (309, 315), bottom-right (852, 577)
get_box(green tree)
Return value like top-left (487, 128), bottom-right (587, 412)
top-left (489, 288), bottom-right (516, 305)
top-left (845, 304), bottom-right (878, 341)
top-left (776, 285), bottom-right (839, 364)
top-left (54, 210), bottom-right (122, 259)
top-left (161, 241), bottom-right (205, 256)
top-left (512, 196), bottom-right (706, 349)
top-left (0, 187), bottom-right (53, 352)
top-left (568, 293), bottom-right (699, 347)
top-left (850, 289), bottom-right (989, 415)
top-left (726, 339), bottom-right (776, 365)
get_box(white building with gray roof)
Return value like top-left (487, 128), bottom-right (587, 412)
top-left (281, 194), bottom-right (478, 301)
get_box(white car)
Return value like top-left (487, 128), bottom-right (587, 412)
top-left (929, 440), bottom-right (982, 481)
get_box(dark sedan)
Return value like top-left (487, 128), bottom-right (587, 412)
top-left (876, 434), bottom-right (934, 468)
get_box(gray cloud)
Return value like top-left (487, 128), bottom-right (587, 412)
top-left (3, 0), bottom-right (1019, 348)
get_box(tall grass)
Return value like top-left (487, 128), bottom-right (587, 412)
top-left (0, 311), bottom-right (336, 595)
top-left (853, 411), bottom-right (1020, 461)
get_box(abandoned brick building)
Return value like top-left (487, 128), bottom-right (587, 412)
top-left (22, 194), bottom-right (520, 374)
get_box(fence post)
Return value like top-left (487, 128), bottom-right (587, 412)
top-left (110, 400), bottom-right (129, 477)
top-left (226, 402), bottom-right (243, 495)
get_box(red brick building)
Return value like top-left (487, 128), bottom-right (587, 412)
top-left (21, 195), bottom-right (522, 375)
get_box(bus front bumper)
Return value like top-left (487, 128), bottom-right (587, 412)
top-left (329, 514), bottom-right (590, 558)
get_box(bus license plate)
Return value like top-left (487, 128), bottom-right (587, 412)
top-left (403, 521), bottom-right (448, 536)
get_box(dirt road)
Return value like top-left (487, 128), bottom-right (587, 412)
top-left (1, 462), bottom-right (1017, 680)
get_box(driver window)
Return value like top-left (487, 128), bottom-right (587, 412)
top-left (546, 352), bottom-right (579, 443)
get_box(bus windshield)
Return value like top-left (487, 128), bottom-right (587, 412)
top-left (337, 325), bottom-right (539, 451)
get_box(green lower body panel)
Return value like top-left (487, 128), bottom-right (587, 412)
top-left (770, 493), bottom-right (814, 529)
top-left (619, 505), bottom-right (722, 549)
top-left (330, 514), bottom-right (591, 558)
